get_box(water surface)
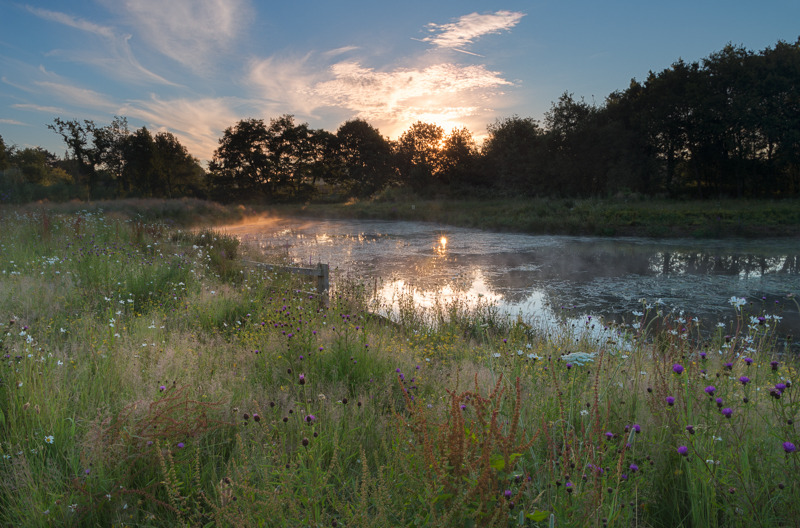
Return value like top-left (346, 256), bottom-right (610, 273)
top-left (222, 217), bottom-right (800, 337)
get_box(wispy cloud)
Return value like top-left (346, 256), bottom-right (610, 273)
top-left (247, 53), bottom-right (323, 115)
top-left (120, 95), bottom-right (252, 162)
top-left (26, 6), bottom-right (115, 39)
top-left (33, 81), bottom-right (119, 112)
top-left (0, 118), bottom-right (27, 126)
top-left (119, 0), bottom-right (251, 74)
top-left (12, 103), bottom-right (67, 114)
top-left (27, 6), bottom-right (178, 86)
top-left (422, 11), bottom-right (525, 49)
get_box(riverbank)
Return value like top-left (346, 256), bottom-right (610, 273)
top-left (7, 196), bottom-right (800, 237)
top-left (282, 196), bottom-right (800, 238)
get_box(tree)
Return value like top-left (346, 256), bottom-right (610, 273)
top-left (396, 121), bottom-right (444, 191)
top-left (333, 119), bottom-right (394, 197)
top-left (439, 127), bottom-right (478, 187)
top-left (209, 118), bottom-right (270, 201)
top-left (482, 116), bottom-right (545, 194)
top-left (152, 132), bottom-right (206, 198)
top-left (48, 118), bottom-right (102, 200)
top-left (209, 115), bottom-right (328, 201)
top-left (0, 135), bottom-right (9, 171)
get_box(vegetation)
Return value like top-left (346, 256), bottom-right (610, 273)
top-left (2, 38), bottom-right (800, 205)
top-left (1, 207), bottom-right (798, 527)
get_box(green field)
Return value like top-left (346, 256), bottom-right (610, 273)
top-left (1, 202), bottom-right (799, 527)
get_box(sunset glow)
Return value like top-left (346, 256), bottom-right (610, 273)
top-left (1, 1), bottom-right (798, 162)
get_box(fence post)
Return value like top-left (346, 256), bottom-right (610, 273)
top-left (316, 263), bottom-right (330, 295)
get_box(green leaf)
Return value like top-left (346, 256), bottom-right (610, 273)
top-left (489, 453), bottom-right (505, 471)
top-left (526, 510), bottom-right (550, 522)
top-left (432, 493), bottom-right (454, 504)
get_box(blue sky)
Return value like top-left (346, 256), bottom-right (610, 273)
top-left (1, 0), bottom-right (799, 162)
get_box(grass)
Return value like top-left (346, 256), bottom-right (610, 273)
top-left (0, 204), bottom-right (799, 527)
top-left (279, 194), bottom-right (800, 238)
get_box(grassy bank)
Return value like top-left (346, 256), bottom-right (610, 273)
top-left (1, 206), bottom-right (798, 527)
top-left (11, 196), bottom-right (800, 238)
top-left (285, 195), bottom-right (800, 238)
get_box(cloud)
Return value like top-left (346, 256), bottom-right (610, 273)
top-left (312, 61), bottom-right (512, 136)
top-left (33, 81), bottom-right (119, 112)
top-left (12, 103), bottom-right (69, 115)
top-left (119, 0), bottom-right (251, 73)
top-left (119, 95), bottom-right (251, 162)
top-left (27, 6), bottom-right (178, 86)
top-left (247, 54), bottom-right (322, 115)
top-left (0, 118), bottom-right (27, 126)
top-left (26, 6), bottom-right (115, 39)
top-left (422, 11), bottom-right (525, 49)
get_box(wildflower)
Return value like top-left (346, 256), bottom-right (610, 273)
top-left (177, 442), bottom-right (185, 448)
top-left (771, 361), bottom-right (779, 371)
top-left (672, 364), bottom-right (684, 375)
top-left (743, 357), bottom-right (753, 366)
top-left (704, 386), bottom-right (716, 396)
top-left (159, 385), bottom-right (166, 392)
top-left (721, 408), bottom-right (733, 418)
top-left (299, 374), bottom-right (306, 385)
top-left (666, 396), bottom-right (675, 406)
top-left (632, 424), bottom-right (641, 433)
top-left (605, 432), bottom-right (614, 440)
top-left (565, 482), bottom-right (573, 493)
top-left (629, 464), bottom-right (639, 473)
top-left (775, 383), bottom-right (787, 393)
top-left (677, 445), bottom-right (689, 456)
top-left (739, 376), bottom-right (750, 385)
top-left (686, 425), bottom-right (695, 434)
top-left (504, 489), bottom-right (512, 498)
top-left (302, 437), bottom-right (309, 447)
top-left (305, 414), bottom-right (316, 423)
top-left (492, 352), bottom-right (501, 358)
top-left (716, 397), bottom-right (724, 408)
top-left (783, 442), bottom-right (796, 454)
top-left (44, 435), bottom-right (54, 444)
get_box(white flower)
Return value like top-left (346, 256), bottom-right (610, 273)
top-left (492, 352), bottom-right (501, 358)
top-left (632, 310), bottom-right (643, 317)
top-left (580, 409), bottom-right (589, 416)
top-left (728, 296), bottom-right (746, 309)
top-left (44, 435), bottom-right (54, 444)
top-left (60, 328), bottom-right (66, 333)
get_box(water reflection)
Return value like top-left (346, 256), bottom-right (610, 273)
top-left (221, 217), bottom-right (800, 337)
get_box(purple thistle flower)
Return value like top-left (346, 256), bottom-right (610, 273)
top-left (699, 352), bottom-right (707, 360)
top-left (298, 373), bottom-right (305, 385)
top-left (632, 424), bottom-right (641, 434)
top-left (305, 414), bottom-right (316, 423)
top-left (721, 408), bottom-right (733, 418)
top-left (605, 432), bottom-right (614, 440)
top-left (677, 445), bottom-right (689, 456)
top-left (771, 361), bottom-right (779, 371)
top-left (666, 396), bottom-right (675, 406)
top-left (629, 464), bottom-right (639, 473)
top-left (686, 425), bottom-right (695, 434)
top-left (775, 383), bottom-right (787, 393)
top-left (743, 357), bottom-right (753, 366)
top-left (704, 386), bottom-right (716, 396)
top-left (672, 363), bottom-right (684, 375)
top-left (724, 362), bottom-right (733, 370)
top-left (783, 442), bottom-right (796, 454)
top-left (716, 397), bottom-right (724, 408)
top-left (504, 489), bottom-right (512, 498)
top-left (177, 442), bottom-right (185, 448)
top-left (159, 385), bottom-right (166, 392)
top-left (739, 376), bottom-right (750, 385)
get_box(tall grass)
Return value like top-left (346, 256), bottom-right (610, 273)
top-left (0, 206), bottom-right (798, 527)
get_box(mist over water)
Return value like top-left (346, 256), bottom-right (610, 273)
top-left (222, 217), bottom-right (800, 337)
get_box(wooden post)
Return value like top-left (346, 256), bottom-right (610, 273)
top-left (241, 260), bottom-right (330, 305)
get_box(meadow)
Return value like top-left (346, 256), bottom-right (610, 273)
top-left (0, 204), bottom-right (798, 527)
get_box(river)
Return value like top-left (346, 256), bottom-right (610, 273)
top-left (220, 216), bottom-right (800, 341)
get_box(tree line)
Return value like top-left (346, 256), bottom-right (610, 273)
top-left (2, 38), bottom-right (798, 204)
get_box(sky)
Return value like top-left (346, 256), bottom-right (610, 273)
top-left (1, 0), bottom-right (799, 163)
